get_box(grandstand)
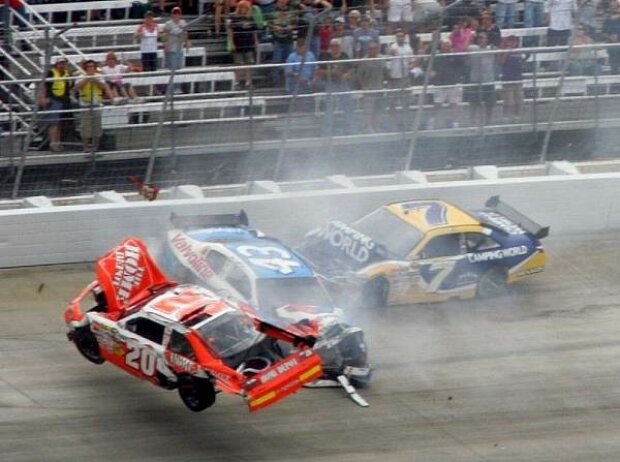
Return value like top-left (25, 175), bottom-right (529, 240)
top-left (1, 0), bottom-right (620, 200)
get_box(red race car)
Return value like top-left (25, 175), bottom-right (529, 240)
top-left (64, 238), bottom-right (323, 412)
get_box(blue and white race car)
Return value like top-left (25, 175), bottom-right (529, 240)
top-left (162, 212), bottom-right (372, 397)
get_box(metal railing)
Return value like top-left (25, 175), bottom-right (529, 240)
top-left (2, 37), bottom-right (620, 198)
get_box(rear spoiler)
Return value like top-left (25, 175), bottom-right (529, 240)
top-left (170, 210), bottom-right (249, 229)
top-left (485, 196), bottom-right (550, 239)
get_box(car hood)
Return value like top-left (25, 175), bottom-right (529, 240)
top-left (297, 220), bottom-right (390, 274)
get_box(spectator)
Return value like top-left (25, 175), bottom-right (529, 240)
top-left (101, 52), bottom-right (139, 102)
top-left (449, 16), bottom-right (474, 52)
top-left (319, 15), bottom-right (335, 53)
top-left (495, 0), bottom-right (517, 29)
top-left (162, 7), bottom-right (190, 72)
top-left (523, 0), bottom-right (545, 46)
top-left (443, 0), bottom-right (481, 30)
top-left (347, 8), bottom-right (361, 30)
top-left (38, 56), bottom-right (72, 152)
top-left (353, 14), bottom-right (379, 57)
top-left (228, 0), bottom-right (259, 88)
top-left (297, 0), bottom-right (333, 58)
top-left (285, 40), bottom-right (317, 94)
top-left (386, 28), bottom-right (414, 112)
top-left (603, 1), bottom-right (620, 74)
top-left (498, 35), bottom-right (527, 123)
top-left (333, 16), bottom-right (355, 57)
top-left (356, 40), bottom-right (385, 131)
top-left (316, 39), bottom-right (355, 133)
top-left (431, 40), bottom-right (462, 128)
top-left (547, 0), bottom-right (578, 47)
top-left (268, 0), bottom-right (296, 85)
top-left (135, 11), bottom-right (161, 75)
top-left (478, 13), bottom-right (502, 48)
top-left (568, 26), bottom-right (599, 75)
top-left (386, 0), bottom-right (413, 34)
top-left (256, 0), bottom-right (276, 15)
top-left (467, 32), bottom-right (496, 126)
top-left (74, 60), bottom-right (114, 152)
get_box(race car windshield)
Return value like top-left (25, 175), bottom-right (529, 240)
top-left (353, 208), bottom-right (423, 258)
top-left (257, 278), bottom-right (332, 311)
top-left (194, 311), bottom-right (264, 357)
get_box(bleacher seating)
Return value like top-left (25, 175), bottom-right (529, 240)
top-left (26, 1), bottom-right (138, 24)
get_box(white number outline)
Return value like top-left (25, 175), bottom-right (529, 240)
top-left (125, 344), bottom-right (157, 376)
top-left (236, 245), bottom-right (301, 275)
top-left (420, 259), bottom-right (458, 293)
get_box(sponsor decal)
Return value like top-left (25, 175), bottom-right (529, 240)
top-left (259, 357), bottom-right (300, 384)
top-left (113, 244), bottom-right (146, 304)
top-left (316, 221), bottom-right (375, 263)
top-left (478, 211), bottom-right (526, 235)
top-left (166, 351), bottom-right (199, 375)
top-left (468, 245), bottom-right (528, 263)
top-left (170, 233), bottom-right (214, 280)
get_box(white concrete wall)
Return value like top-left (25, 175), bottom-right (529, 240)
top-left (2, 173), bottom-right (619, 268)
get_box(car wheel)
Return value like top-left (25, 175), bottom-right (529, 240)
top-left (73, 326), bottom-right (105, 365)
top-left (361, 278), bottom-right (389, 309)
top-left (177, 376), bottom-right (216, 412)
top-left (477, 267), bottom-right (508, 299)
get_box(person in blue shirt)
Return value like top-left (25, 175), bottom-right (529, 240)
top-left (285, 41), bottom-right (317, 94)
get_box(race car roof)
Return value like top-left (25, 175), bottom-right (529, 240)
top-left (223, 239), bottom-right (314, 279)
top-left (143, 285), bottom-right (232, 322)
top-left (387, 200), bottom-right (479, 233)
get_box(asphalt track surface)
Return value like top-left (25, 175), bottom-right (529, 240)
top-left (2, 232), bottom-right (620, 461)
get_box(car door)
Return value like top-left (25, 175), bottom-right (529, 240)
top-left (116, 314), bottom-right (173, 384)
top-left (405, 232), bottom-right (469, 302)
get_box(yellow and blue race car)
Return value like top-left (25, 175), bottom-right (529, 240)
top-left (297, 196), bottom-right (549, 308)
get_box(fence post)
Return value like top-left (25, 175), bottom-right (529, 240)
top-left (405, 0), bottom-right (464, 171)
top-left (539, 38), bottom-right (578, 164)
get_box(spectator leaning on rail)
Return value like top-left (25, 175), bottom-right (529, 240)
top-left (431, 39), bottom-right (462, 129)
top-left (333, 16), bottom-right (355, 57)
top-left (356, 40), bottom-right (385, 132)
top-left (284, 40), bottom-right (317, 94)
top-left (74, 60), bottom-right (114, 153)
top-left (39, 56), bottom-right (72, 153)
top-left (227, 0), bottom-right (260, 88)
top-left (467, 32), bottom-right (497, 126)
top-left (386, 28), bottom-right (414, 113)
top-left (498, 35), bottom-right (527, 123)
top-left (353, 14), bottom-right (379, 57)
top-left (316, 38), bottom-right (355, 134)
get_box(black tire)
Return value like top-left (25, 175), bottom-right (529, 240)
top-left (72, 326), bottom-right (105, 365)
top-left (477, 266), bottom-right (508, 299)
top-left (361, 278), bottom-right (389, 309)
top-left (177, 376), bottom-right (217, 412)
